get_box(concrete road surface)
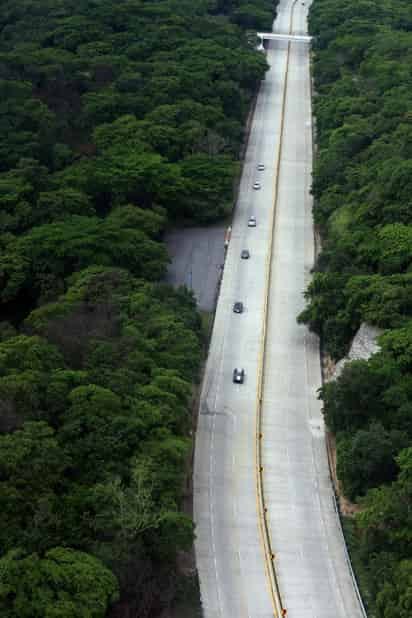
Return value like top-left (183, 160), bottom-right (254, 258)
top-left (194, 1), bottom-right (366, 617)
top-left (166, 227), bottom-right (225, 312)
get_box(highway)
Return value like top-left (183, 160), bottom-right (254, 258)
top-left (193, 1), bottom-right (365, 617)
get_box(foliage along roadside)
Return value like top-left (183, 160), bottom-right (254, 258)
top-left (0, 0), bottom-right (271, 235)
top-left (0, 267), bottom-right (202, 617)
top-left (299, 1), bottom-right (412, 615)
top-left (0, 0), bottom-right (276, 616)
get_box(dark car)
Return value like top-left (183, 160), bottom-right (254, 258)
top-left (241, 249), bottom-right (250, 259)
top-left (233, 302), bottom-right (244, 313)
top-left (233, 368), bottom-right (245, 384)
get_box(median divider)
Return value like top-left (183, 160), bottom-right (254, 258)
top-left (255, 1), bottom-right (299, 615)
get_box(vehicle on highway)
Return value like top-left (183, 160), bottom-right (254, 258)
top-left (233, 302), bottom-right (244, 313)
top-left (257, 164), bottom-right (265, 171)
top-left (248, 216), bottom-right (256, 227)
top-left (241, 249), bottom-right (250, 259)
top-left (253, 182), bottom-right (261, 190)
top-left (232, 368), bottom-right (245, 384)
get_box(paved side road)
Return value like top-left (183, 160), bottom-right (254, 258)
top-left (165, 227), bottom-right (225, 312)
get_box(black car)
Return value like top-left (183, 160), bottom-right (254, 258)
top-left (233, 302), bottom-right (244, 313)
top-left (241, 249), bottom-right (250, 259)
top-left (233, 368), bottom-right (245, 384)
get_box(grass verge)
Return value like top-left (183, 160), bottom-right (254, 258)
top-left (199, 311), bottom-right (213, 340)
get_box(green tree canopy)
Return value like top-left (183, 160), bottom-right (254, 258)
top-left (0, 547), bottom-right (119, 618)
top-left (0, 0), bottom-right (274, 613)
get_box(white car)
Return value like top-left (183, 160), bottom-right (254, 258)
top-left (253, 182), bottom-right (261, 190)
top-left (257, 164), bottom-right (265, 171)
top-left (248, 216), bottom-right (256, 227)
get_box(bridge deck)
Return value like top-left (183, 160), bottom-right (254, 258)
top-left (257, 32), bottom-right (312, 42)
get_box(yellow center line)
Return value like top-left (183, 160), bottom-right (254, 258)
top-left (255, 1), bottom-right (300, 616)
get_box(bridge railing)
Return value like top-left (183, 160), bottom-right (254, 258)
top-left (257, 32), bottom-right (312, 43)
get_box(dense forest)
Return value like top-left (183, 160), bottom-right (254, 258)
top-left (300, 0), bottom-right (412, 614)
top-left (0, 0), bottom-right (274, 616)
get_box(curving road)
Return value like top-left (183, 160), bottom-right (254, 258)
top-left (194, 1), bottom-right (365, 617)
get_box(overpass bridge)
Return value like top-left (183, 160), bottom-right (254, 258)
top-left (257, 32), bottom-right (312, 47)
